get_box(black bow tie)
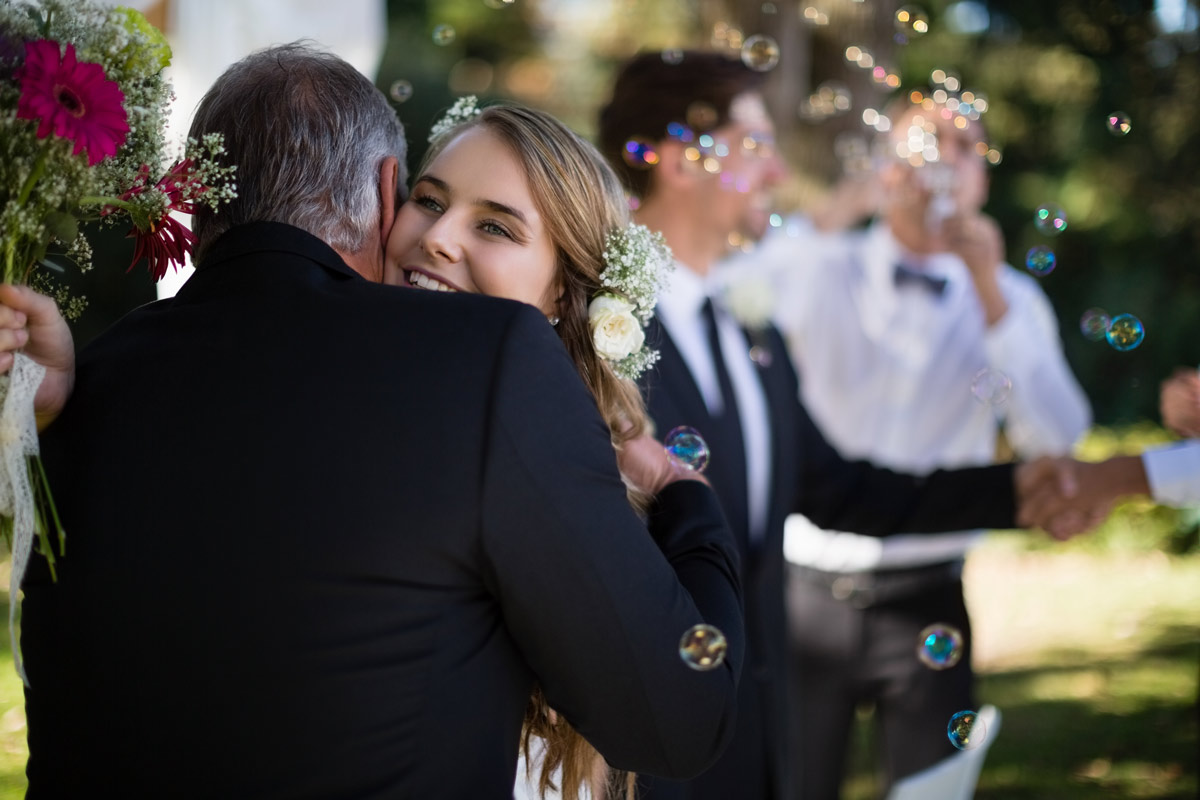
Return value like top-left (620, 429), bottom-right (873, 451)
top-left (893, 263), bottom-right (948, 297)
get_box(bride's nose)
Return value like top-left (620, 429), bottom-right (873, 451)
top-left (420, 216), bottom-right (463, 262)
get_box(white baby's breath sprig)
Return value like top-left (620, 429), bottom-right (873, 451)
top-left (599, 223), bottom-right (673, 324)
top-left (428, 95), bottom-right (483, 143)
top-left (588, 223), bottom-right (674, 381)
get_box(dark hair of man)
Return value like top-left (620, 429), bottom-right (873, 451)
top-left (187, 42), bottom-right (408, 261)
top-left (596, 50), bottom-right (766, 198)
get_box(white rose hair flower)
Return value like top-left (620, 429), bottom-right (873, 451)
top-left (591, 222), bottom-right (673, 380)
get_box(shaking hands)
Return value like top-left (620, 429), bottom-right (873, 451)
top-left (1015, 455), bottom-right (1150, 540)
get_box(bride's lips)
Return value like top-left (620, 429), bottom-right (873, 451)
top-left (404, 267), bottom-right (467, 293)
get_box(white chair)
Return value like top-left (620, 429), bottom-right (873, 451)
top-left (885, 705), bottom-right (1002, 800)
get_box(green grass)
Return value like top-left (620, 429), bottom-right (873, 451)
top-left (844, 539), bottom-right (1200, 800)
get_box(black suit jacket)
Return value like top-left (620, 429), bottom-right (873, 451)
top-left (22, 223), bottom-right (745, 799)
top-left (637, 318), bottom-right (1016, 800)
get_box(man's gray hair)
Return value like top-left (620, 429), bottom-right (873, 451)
top-left (188, 42), bottom-right (407, 260)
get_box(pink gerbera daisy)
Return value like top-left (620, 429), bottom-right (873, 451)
top-left (16, 40), bottom-right (129, 166)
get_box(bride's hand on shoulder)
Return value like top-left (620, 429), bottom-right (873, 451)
top-left (617, 431), bottom-right (709, 496)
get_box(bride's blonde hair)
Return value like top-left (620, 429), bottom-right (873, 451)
top-left (418, 104), bottom-right (650, 799)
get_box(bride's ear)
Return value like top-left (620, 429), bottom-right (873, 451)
top-left (378, 156), bottom-right (400, 241)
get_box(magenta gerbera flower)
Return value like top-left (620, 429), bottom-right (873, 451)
top-left (15, 39), bottom-right (129, 166)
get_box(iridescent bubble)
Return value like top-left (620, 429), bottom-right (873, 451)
top-left (482, 0), bottom-right (515, 7)
top-left (1106, 313), bottom-right (1145, 351)
top-left (687, 101), bottom-right (719, 131)
top-left (1025, 245), bottom-right (1057, 276)
top-left (662, 49), bottom-right (684, 65)
top-left (679, 624), bottom-right (727, 671)
top-left (389, 79), bottom-right (413, 103)
top-left (947, 710), bottom-right (987, 750)
top-left (432, 24), bottom-right (456, 46)
top-left (1034, 203), bottom-right (1067, 236)
top-left (971, 367), bottom-right (1012, 406)
top-left (917, 623), bottom-right (964, 670)
top-left (1080, 308), bottom-right (1111, 341)
top-left (622, 138), bottom-right (660, 170)
top-left (666, 121), bottom-right (695, 143)
top-left (665, 426), bottom-right (710, 473)
top-left (895, 5), bottom-right (930, 36)
top-left (1106, 111), bottom-right (1132, 136)
top-left (741, 34), bottom-right (781, 72)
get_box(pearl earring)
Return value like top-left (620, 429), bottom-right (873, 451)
top-left (548, 315), bottom-right (561, 327)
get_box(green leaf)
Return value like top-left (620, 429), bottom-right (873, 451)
top-left (42, 211), bottom-right (78, 244)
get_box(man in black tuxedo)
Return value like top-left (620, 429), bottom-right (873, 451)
top-left (597, 51), bottom-right (1037, 800)
top-left (14, 45), bottom-right (745, 798)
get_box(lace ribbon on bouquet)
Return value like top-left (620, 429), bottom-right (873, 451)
top-left (0, 353), bottom-right (46, 685)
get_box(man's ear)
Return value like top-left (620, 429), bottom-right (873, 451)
top-left (378, 156), bottom-right (400, 243)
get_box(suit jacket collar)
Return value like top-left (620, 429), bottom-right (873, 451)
top-left (196, 221), bottom-right (364, 283)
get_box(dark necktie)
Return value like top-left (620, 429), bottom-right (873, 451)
top-left (893, 263), bottom-right (948, 297)
top-left (700, 298), bottom-right (749, 541)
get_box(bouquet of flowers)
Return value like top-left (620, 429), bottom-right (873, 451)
top-left (0, 0), bottom-right (235, 681)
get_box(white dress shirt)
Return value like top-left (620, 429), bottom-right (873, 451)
top-left (1143, 441), bottom-right (1200, 506)
top-left (720, 219), bottom-right (1092, 571)
top-left (657, 262), bottom-right (773, 543)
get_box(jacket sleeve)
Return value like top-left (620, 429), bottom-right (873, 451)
top-left (479, 305), bottom-right (744, 779)
top-left (794, 391), bottom-right (1019, 536)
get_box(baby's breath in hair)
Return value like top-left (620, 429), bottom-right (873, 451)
top-left (599, 223), bottom-right (672, 323)
top-left (428, 95), bottom-right (483, 143)
top-left (589, 223), bottom-right (673, 381)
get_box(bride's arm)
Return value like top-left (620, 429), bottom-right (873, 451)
top-left (0, 285), bottom-right (76, 430)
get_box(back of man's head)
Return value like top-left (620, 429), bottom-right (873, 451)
top-left (597, 50), bottom-right (765, 199)
top-left (188, 42), bottom-right (407, 261)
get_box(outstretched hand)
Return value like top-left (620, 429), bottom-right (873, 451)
top-left (0, 284), bottom-right (75, 430)
top-left (1015, 455), bottom-right (1149, 540)
top-left (1160, 368), bottom-right (1200, 437)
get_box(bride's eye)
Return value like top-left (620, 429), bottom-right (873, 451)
top-left (480, 220), bottom-right (515, 240)
top-left (413, 193), bottom-right (444, 213)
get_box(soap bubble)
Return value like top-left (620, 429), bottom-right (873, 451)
top-left (917, 623), bottom-right (964, 670)
top-left (664, 426), bottom-right (710, 473)
top-left (1025, 245), bottom-right (1057, 276)
top-left (1105, 313), bottom-right (1144, 351)
top-left (432, 25), bottom-right (456, 46)
top-left (1079, 308), bottom-right (1111, 341)
top-left (622, 138), bottom-right (660, 169)
top-left (1034, 203), bottom-right (1067, 236)
top-left (971, 368), bottom-right (1011, 406)
top-left (1106, 111), bottom-right (1132, 136)
top-left (662, 49), bottom-right (684, 65)
top-left (679, 624), bottom-right (728, 671)
top-left (389, 80), bottom-right (413, 103)
top-left (741, 34), bottom-right (781, 71)
top-left (895, 6), bottom-right (930, 36)
top-left (947, 710), bottom-right (987, 750)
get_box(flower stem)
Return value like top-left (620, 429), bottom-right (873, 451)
top-left (16, 140), bottom-right (53, 207)
top-left (32, 455), bottom-right (65, 556)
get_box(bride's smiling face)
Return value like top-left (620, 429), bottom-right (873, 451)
top-left (384, 126), bottom-right (561, 315)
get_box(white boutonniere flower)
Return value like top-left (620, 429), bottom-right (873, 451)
top-left (724, 277), bottom-right (775, 330)
top-left (589, 293), bottom-right (646, 361)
